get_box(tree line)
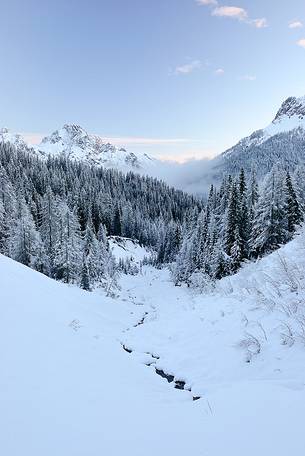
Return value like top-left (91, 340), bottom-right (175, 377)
top-left (0, 141), bottom-right (304, 292)
top-left (0, 143), bottom-right (201, 290)
top-left (172, 166), bottom-right (304, 286)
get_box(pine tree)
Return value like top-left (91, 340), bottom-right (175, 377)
top-left (225, 182), bottom-right (239, 255)
top-left (0, 199), bottom-right (6, 253)
top-left (8, 196), bottom-right (45, 270)
top-left (40, 187), bottom-right (60, 275)
top-left (250, 169), bottom-right (288, 256)
top-left (238, 169), bottom-right (249, 260)
top-left (54, 203), bottom-right (82, 283)
top-left (113, 204), bottom-right (122, 236)
top-left (285, 172), bottom-right (303, 233)
top-left (82, 217), bottom-right (100, 286)
top-left (231, 226), bottom-right (243, 271)
top-left (80, 257), bottom-right (91, 291)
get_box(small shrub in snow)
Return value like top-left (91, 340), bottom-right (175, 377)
top-left (239, 332), bottom-right (262, 363)
top-left (279, 322), bottom-right (295, 347)
top-left (188, 271), bottom-right (215, 294)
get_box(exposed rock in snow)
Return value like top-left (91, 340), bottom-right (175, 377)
top-left (0, 124), bottom-right (156, 174)
top-left (35, 124), bottom-right (155, 172)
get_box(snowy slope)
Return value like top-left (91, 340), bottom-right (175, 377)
top-left (109, 236), bottom-right (150, 264)
top-left (0, 254), bottom-right (204, 456)
top-left (119, 232), bottom-right (305, 455)
top-left (1, 229), bottom-right (305, 454)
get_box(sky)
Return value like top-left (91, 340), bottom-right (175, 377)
top-left (0, 0), bottom-right (305, 162)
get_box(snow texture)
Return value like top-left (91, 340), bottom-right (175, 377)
top-left (1, 228), bottom-right (305, 454)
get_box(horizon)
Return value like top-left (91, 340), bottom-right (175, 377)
top-left (5, 91), bottom-right (298, 164)
top-left (1, 0), bottom-right (305, 161)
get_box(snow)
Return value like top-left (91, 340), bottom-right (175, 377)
top-left (34, 124), bottom-right (156, 172)
top-left (0, 128), bottom-right (32, 153)
top-left (0, 125), bottom-right (156, 174)
top-left (223, 95), bottom-right (305, 159)
top-left (261, 113), bottom-right (305, 143)
top-left (109, 236), bottom-right (150, 264)
top-left (2, 230), bottom-right (305, 454)
top-left (0, 254), bottom-right (203, 456)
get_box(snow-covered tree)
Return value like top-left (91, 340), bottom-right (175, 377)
top-left (54, 203), bottom-right (82, 283)
top-left (8, 196), bottom-right (45, 270)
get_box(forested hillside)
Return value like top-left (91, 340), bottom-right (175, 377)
top-left (173, 167), bottom-right (304, 287)
top-left (0, 143), bottom-right (201, 290)
top-left (0, 141), bottom-right (304, 292)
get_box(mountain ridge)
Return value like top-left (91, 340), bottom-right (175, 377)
top-left (0, 124), bottom-right (156, 173)
top-left (215, 94), bottom-right (305, 178)
top-left (2, 94), bottom-right (305, 192)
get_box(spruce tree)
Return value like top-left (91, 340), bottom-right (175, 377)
top-left (285, 172), bottom-right (302, 233)
top-left (225, 182), bottom-right (239, 256)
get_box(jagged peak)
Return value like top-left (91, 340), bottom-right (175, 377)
top-left (0, 124), bottom-right (155, 172)
top-left (273, 96), bottom-right (305, 122)
top-left (61, 124), bottom-right (88, 135)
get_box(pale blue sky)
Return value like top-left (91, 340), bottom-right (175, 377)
top-left (1, 0), bottom-right (305, 161)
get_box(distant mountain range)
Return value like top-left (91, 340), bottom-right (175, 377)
top-left (0, 124), bottom-right (156, 173)
top-left (2, 95), bottom-right (305, 191)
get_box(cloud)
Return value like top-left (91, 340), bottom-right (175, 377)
top-left (239, 74), bottom-right (256, 81)
top-left (173, 60), bottom-right (202, 75)
top-left (289, 20), bottom-right (303, 29)
top-left (146, 155), bottom-right (218, 194)
top-left (196, 0), bottom-right (218, 5)
top-left (297, 39), bottom-right (305, 48)
top-left (101, 137), bottom-right (193, 146)
top-left (199, 2), bottom-right (268, 29)
top-left (212, 6), bottom-right (248, 21)
top-left (215, 68), bottom-right (225, 76)
top-left (252, 18), bottom-right (268, 29)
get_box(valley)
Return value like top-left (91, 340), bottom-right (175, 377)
top-left (2, 232), bottom-right (305, 455)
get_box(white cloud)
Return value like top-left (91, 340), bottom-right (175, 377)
top-left (239, 75), bottom-right (256, 81)
top-left (289, 20), bottom-right (303, 29)
top-left (212, 6), bottom-right (248, 21)
top-left (215, 68), bottom-right (225, 76)
top-left (174, 60), bottom-right (202, 75)
top-left (196, 0), bottom-right (218, 5)
top-left (101, 137), bottom-right (192, 146)
top-left (297, 39), bottom-right (305, 48)
top-left (252, 18), bottom-right (268, 29)
top-left (203, 4), bottom-right (268, 28)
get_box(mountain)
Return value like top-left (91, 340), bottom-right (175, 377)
top-left (0, 127), bottom-right (34, 154)
top-left (2, 95), bottom-right (305, 193)
top-left (0, 124), bottom-right (156, 173)
top-left (215, 95), bottom-right (305, 178)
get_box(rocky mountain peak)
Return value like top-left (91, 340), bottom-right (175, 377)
top-left (273, 96), bottom-right (305, 122)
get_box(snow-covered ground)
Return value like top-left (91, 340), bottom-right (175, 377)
top-left (1, 232), bottom-right (305, 455)
top-left (0, 254), bottom-right (204, 456)
top-left (109, 236), bottom-right (149, 265)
